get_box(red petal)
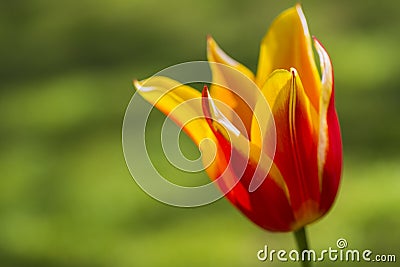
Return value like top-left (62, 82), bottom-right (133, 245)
top-left (269, 69), bottom-right (321, 223)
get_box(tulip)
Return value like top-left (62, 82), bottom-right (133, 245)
top-left (134, 3), bottom-right (342, 238)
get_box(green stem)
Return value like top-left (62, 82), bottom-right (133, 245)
top-left (294, 227), bottom-right (311, 267)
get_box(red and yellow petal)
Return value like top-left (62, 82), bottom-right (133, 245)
top-left (134, 77), bottom-right (228, 179)
top-left (264, 69), bottom-right (321, 228)
top-left (207, 36), bottom-right (257, 137)
top-left (134, 77), bottom-right (210, 146)
top-left (256, 4), bottom-right (321, 112)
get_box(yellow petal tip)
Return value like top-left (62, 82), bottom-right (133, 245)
top-left (206, 36), bottom-right (239, 67)
top-left (133, 79), bottom-right (154, 93)
top-left (133, 79), bottom-right (141, 90)
top-left (206, 34), bottom-right (214, 44)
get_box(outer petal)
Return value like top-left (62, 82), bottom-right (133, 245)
top-left (314, 38), bottom-right (342, 212)
top-left (207, 36), bottom-right (256, 137)
top-left (134, 77), bottom-right (210, 146)
top-left (265, 69), bottom-right (321, 229)
top-left (133, 77), bottom-right (227, 179)
top-left (256, 4), bottom-right (321, 112)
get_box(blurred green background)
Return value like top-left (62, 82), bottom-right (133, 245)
top-left (1, 0), bottom-right (399, 266)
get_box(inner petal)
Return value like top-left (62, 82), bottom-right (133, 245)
top-left (265, 69), bottom-right (321, 220)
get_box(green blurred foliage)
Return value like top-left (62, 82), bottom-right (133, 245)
top-left (0, 0), bottom-right (399, 266)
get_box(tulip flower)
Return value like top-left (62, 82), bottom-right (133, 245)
top-left (133, 4), bottom-right (342, 259)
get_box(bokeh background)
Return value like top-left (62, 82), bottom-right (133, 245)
top-left (1, 0), bottom-right (399, 266)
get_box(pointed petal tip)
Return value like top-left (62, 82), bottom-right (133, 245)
top-left (295, 3), bottom-right (303, 12)
top-left (201, 84), bottom-right (209, 94)
top-left (133, 79), bottom-right (141, 90)
top-left (312, 36), bottom-right (321, 46)
top-left (201, 85), bottom-right (212, 125)
top-left (133, 79), bottom-right (152, 93)
top-left (312, 36), bottom-right (320, 49)
top-left (289, 67), bottom-right (298, 77)
top-left (206, 35), bottom-right (243, 69)
top-left (313, 36), bottom-right (329, 54)
top-left (206, 35), bottom-right (216, 52)
top-left (295, 4), bottom-right (309, 35)
top-left (313, 38), bottom-right (331, 85)
top-left (201, 84), bottom-right (210, 98)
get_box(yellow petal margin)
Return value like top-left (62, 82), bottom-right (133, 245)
top-left (256, 4), bottom-right (321, 112)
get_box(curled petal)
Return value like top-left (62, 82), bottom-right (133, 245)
top-left (314, 38), bottom-right (342, 212)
